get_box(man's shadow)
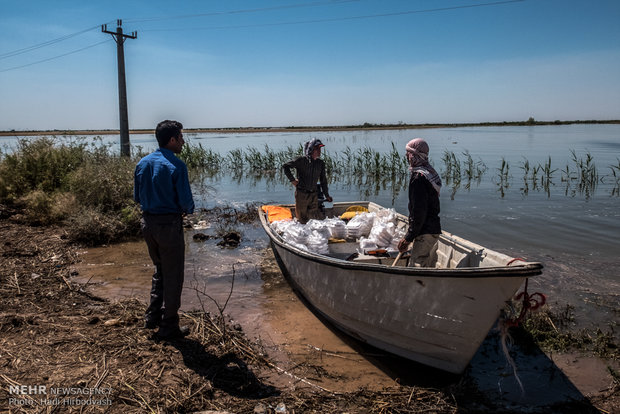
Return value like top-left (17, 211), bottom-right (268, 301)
top-left (164, 336), bottom-right (279, 399)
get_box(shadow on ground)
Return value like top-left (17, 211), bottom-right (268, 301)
top-left (165, 336), bottom-right (280, 399)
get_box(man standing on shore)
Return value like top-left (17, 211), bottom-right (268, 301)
top-left (282, 138), bottom-right (333, 224)
top-left (134, 120), bottom-right (194, 339)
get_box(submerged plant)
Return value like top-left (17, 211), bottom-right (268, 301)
top-left (495, 157), bottom-right (511, 197)
top-left (441, 150), bottom-right (462, 199)
top-left (608, 158), bottom-right (620, 196)
top-left (561, 150), bottom-right (599, 199)
top-left (462, 150), bottom-right (486, 191)
top-left (519, 157), bottom-right (530, 195)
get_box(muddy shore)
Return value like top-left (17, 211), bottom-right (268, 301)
top-left (1, 218), bottom-right (618, 413)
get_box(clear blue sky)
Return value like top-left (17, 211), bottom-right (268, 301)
top-left (1, 0), bottom-right (619, 131)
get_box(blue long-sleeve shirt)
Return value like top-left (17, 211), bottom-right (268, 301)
top-left (134, 148), bottom-right (195, 215)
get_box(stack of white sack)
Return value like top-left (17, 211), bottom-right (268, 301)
top-left (306, 219), bottom-right (332, 238)
top-left (306, 231), bottom-right (329, 255)
top-left (269, 209), bottom-right (405, 255)
top-left (305, 219), bottom-right (331, 255)
top-left (270, 219), bottom-right (331, 255)
top-left (375, 208), bottom-right (398, 224)
top-left (345, 212), bottom-right (375, 239)
top-left (270, 220), bottom-right (310, 252)
top-left (365, 208), bottom-right (407, 252)
top-left (369, 222), bottom-right (397, 247)
top-left (358, 236), bottom-right (378, 252)
top-left (323, 218), bottom-right (346, 239)
top-left (389, 226), bottom-right (407, 251)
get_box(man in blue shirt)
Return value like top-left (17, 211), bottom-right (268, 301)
top-left (134, 120), bottom-right (194, 339)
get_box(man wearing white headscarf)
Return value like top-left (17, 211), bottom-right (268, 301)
top-left (397, 138), bottom-right (442, 267)
top-left (282, 138), bottom-right (333, 223)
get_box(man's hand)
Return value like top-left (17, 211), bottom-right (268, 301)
top-left (326, 196), bottom-right (333, 202)
top-left (292, 180), bottom-right (299, 186)
top-left (397, 238), bottom-right (411, 253)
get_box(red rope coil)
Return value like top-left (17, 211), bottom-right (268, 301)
top-left (506, 278), bottom-right (547, 327)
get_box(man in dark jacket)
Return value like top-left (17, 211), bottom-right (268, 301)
top-left (397, 138), bottom-right (442, 267)
top-left (134, 120), bottom-right (194, 339)
top-left (282, 138), bottom-right (333, 224)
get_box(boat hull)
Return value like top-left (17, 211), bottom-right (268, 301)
top-left (261, 202), bottom-right (543, 374)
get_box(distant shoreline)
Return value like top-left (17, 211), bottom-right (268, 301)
top-left (1, 119), bottom-right (619, 137)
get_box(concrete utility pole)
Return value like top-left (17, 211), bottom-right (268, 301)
top-left (102, 20), bottom-right (137, 157)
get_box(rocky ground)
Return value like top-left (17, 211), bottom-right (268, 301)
top-left (0, 218), bottom-right (617, 413)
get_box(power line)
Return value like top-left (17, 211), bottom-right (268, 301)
top-left (0, 40), bottom-right (111, 73)
top-left (0, 0), bottom-right (525, 72)
top-left (0, 1), bottom-right (356, 60)
top-left (123, 0), bottom-right (361, 23)
top-left (141, 0), bottom-right (526, 32)
top-left (0, 23), bottom-right (113, 60)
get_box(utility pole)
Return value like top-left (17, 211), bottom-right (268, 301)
top-left (102, 20), bottom-right (137, 157)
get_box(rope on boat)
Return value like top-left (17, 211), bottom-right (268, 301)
top-left (506, 257), bottom-right (526, 266)
top-left (506, 278), bottom-right (547, 327)
top-left (498, 322), bottom-right (524, 396)
top-left (504, 258), bottom-right (547, 326)
top-left (496, 275), bottom-right (547, 396)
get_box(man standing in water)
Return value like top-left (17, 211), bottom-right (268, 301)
top-left (397, 138), bottom-right (442, 267)
top-left (282, 138), bottom-right (333, 224)
top-left (134, 120), bottom-right (194, 339)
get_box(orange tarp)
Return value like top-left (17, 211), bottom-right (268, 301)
top-left (262, 205), bottom-right (293, 223)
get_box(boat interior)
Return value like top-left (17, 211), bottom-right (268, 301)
top-left (266, 202), bottom-right (513, 269)
top-left (324, 233), bottom-right (487, 269)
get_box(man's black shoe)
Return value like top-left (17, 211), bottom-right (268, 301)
top-left (156, 325), bottom-right (190, 340)
top-left (144, 319), bottom-right (159, 330)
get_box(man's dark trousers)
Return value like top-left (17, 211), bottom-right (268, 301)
top-left (141, 213), bottom-right (185, 334)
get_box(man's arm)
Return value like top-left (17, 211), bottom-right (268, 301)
top-left (176, 164), bottom-right (195, 214)
top-left (282, 157), bottom-right (300, 183)
top-left (133, 164), bottom-right (141, 205)
top-left (404, 175), bottom-right (428, 242)
top-left (319, 162), bottom-right (332, 202)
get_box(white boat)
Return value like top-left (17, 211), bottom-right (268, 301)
top-left (259, 201), bottom-right (543, 374)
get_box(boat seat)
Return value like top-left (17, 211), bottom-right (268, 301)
top-left (436, 239), bottom-right (472, 269)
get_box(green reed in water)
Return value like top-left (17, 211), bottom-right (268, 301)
top-left (519, 156), bottom-right (557, 197)
top-left (496, 157), bottom-right (511, 198)
top-left (609, 158), bottom-right (620, 196)
top-left (2, 138), bottom-right (618, 244)
top-left (441, 150), bottom-right (459, 184)
top-left (442, 150), bottom-right (484, 199)
top-left (176, 141), bottom-right (615, 200)
top-left (560, 150), bottom-right (599, 199)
